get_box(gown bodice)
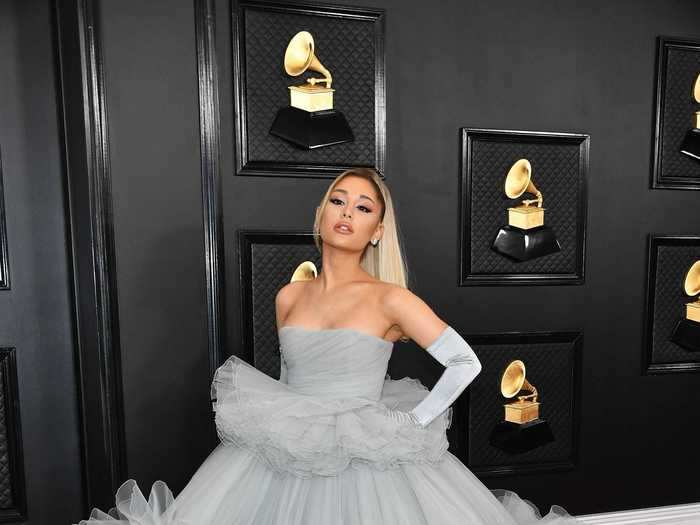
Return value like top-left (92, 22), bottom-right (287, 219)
top-left (279, 326), bottom-right (394, 401)
top-left (208, 326), bottom-right (453, 478)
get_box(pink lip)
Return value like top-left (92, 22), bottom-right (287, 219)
top-left (334, 221), bottom-right (354, 234)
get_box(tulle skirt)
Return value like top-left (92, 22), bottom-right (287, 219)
top-left (75, 354), bottom-right (581, 524)
top-left (76, 443), bottom-right (580, 525)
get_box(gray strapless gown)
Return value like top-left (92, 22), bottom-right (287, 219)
top-left (75, 326), bottom-right (581, 525)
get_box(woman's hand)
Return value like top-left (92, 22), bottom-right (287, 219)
top-left (387, 408), bottom-right (421, 427)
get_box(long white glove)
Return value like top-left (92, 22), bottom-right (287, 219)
top-left (392, 325), bottom-right (482, 428)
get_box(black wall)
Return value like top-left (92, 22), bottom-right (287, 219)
top-left (216, 0), bottom-right (700, 513)
top-left (0, 1), bottom-right (82, 523)
top-left (97, 0), bottom-right (213, 492)
top-left (5, 0), bottom-right (700, 522)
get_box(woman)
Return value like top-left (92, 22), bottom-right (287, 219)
top-left (76, 168), bottom-right (580, 524)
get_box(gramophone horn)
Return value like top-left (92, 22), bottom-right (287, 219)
top-left (283, 31), bottom-right (332, 88)
top-left (684, 260), bottom-right (700, 297)
top-left (504, 159), bottom-right (543, 207)
top-left (501, 360), bottom-right (526, 398)
top-left (501, 360), bottom-right (538, 402)
top-left (693, 73), bottom-right (700, 103)
top-left (290, 261), bottom-right (318, 283)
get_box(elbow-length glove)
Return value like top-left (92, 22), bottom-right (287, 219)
top-left (391, 325), bottom-right (482, 428)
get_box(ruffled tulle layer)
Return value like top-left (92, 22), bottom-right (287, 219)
top-left (76, 479), bottom-right (184, 524)
top-left (75, 352), bottom-right (582, 524)
top-left (210, 354), bottom-right (453, 478)
top-left (76, 445), bottom-right (581, 525)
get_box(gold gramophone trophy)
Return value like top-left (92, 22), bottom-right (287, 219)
top-left (679, 73), bottom-right (700, 161)
top-left (269, 31), bottom-right (354, 149)
top-left (491, 159), bottom-right (562, 261)
top-left (670, 260), bottom-right (700, 351)
top-left (290, 260), bottom-right (318, 282)
top-left (488, 360), bottom-right (554, 454)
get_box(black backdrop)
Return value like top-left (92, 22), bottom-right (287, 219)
top-left (7, 0), bottom-right (700, 522)
top-left (0, 1), bottom-right (82, 523)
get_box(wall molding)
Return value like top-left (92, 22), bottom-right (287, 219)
top-left (54, 0), bottom-right (127, 513)
top-left (195, 0), bottom-right (225, 376)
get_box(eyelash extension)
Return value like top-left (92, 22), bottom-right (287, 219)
top-left (330, 197), bottom-right (372, 213)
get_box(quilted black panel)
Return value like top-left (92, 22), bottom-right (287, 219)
top-left (467, 336), bottom-right (579, 472)
top-left (236, 2), bottom-right (383, 172)
top-left (654, 38), bottom-right (700, 185)
top-left (463, 130), bottom-right (588, 282)
top-left (646, 238), bottom-right (700, 366)
top-left (0, 348), bottom-right (24, 515)
top-left (0, 362), bottom-right (11, 508)
top-left (248, 235), bottom-right (322, 376)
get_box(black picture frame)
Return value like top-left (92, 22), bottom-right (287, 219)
top-left (453, 331), bottom-right (582, 477)
top-left (642, 234), bottom-right (700, 374)
top-left (0, 147), bottom-right (9, 290)
top-left (651, 36), bottom-right (700, 190)
top-left (231, 0), bottom-right (386, 178)
top-left (459, 128), bottom-right (589, 286)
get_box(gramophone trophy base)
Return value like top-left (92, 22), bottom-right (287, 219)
top-left (504, 400), bottom-right (539, 424)
top-left (680, 127), bottom-right (700, 161)
top-left (269, 106), bottom-right (354, 149)
top-left (289, 84), bottom-right (334, 112)
top-left (508, 205), bottom-right (545, 230)
top-left (492, 225), bottom-right (562, 262)
top-left (489, 419), bottom-right (555, 454)
top-left (670, 318), bottom-right (700, 351)
top-left (688, 302), bottom-right (700, 323)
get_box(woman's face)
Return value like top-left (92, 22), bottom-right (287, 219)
top-left (319, 175), bottom-right (384, 252)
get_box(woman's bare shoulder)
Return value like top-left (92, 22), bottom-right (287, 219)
top-left (276, 279), bottom-right (305, 299)
top-left (379, 282), bottom-right (414, 304)
top-left (275, 281), bottom-right (308, 322)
